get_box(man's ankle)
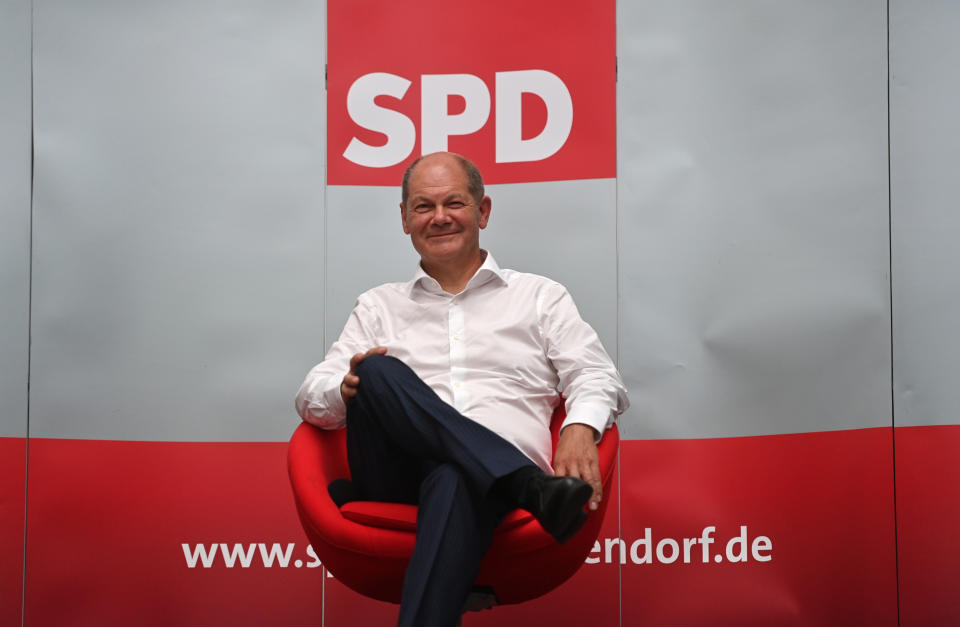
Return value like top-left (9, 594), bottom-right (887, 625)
top-left (493, 465), bottom-right (543, 506)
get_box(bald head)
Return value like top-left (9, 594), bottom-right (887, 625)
top-left (402, 152), bottom-right (485, 206)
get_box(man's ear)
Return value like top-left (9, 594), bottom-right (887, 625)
top-left (400, 203), bottom-right (410, 234)
top-left (478, 196), bottom-right (492, 229)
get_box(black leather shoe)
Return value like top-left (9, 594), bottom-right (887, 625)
top-left (327, 478), bottom-right (359, 507)
top-left (519, 475), bottom-right (592, 544)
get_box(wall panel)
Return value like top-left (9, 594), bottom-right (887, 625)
top-left (616, 2), bottom-right (895, 624)
top-left (890, 2), bottom-right (960, 624)
top-left (0, 0), bottom-right (31, 624)
top-left (617, 0), bottom-right (890, 441)
top-left (24, 2), bottom-right (329, 624)
top-left (29, 0), bottom-right (325, 443)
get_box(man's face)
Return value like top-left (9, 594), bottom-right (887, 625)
top-left (400, 155), bottom-right (491, 269)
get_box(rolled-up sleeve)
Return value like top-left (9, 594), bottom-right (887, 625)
top-left (295, 301), bottom-right (380, 429)
top-left (539, 283), bottom-right (629, 439)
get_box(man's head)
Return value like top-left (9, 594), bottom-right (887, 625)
top-left (399, 152), bottom-right (492, 274)
top-left (402, 153), bottom-right (485, 207)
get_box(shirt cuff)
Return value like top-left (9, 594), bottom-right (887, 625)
top-left (301, 374), bottom-right (347, 429)
top-left (560, 401), bottom-right (612, 443)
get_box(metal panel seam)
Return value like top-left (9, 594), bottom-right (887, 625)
top-left (886, 2), bottom-right (902, 625)
top-left (21, 1), bottom-right (35, 625)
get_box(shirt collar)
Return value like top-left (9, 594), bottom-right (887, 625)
top-left (408, 250), bottom-right (508, 297)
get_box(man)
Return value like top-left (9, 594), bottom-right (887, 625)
top-left (296, 152), bottom-right (627, 626)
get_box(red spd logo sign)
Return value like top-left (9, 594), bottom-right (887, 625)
top-left (327, 0), bottom-right (616, 186)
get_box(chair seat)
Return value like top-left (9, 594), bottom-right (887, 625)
top-left (340, 501), bottom-right (535, 534)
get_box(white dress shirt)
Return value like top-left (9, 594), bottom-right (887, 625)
top-left (295, 253), bottom-right (628, 473)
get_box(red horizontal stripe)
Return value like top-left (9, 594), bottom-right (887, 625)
top-left (17, 426), bottom-right (959, 625)
top-left (0, 437), bottom-right (26, 627)
top-left (24, 439), bottom-right (323, 626)
top-left (620, 428), bottom-right (898, 625)
top-left (895, 424), bottom-right (960, 626)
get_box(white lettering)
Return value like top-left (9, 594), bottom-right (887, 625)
top-left (258, 543), bottom-right (295, 568)
top-left (656, 538), bottom-right (680, 564)
top-left (219, 543), bottom-right (257, 568)
top-left (182, 543), bottom-right (218, 569)
top-left (629, 528), bottom-right (652, 564)
top-left (585, 539), bottom-right (601, 564)
top-left (343, 70), bottom-right (574, 167)
top-left (752, 535), bottom-right (773, 562)
top-left (700, 526), bottom-right (716, 563)
top-left (725, 526), bottom-right (749, 563)
top-left (605, 537), bottom-right (627, 564)
top-left (683, 537), bottom-right (697, 563)
top-left (343, 72), bottom-right (415, 168)
top-left (495, 70), bottom-right (573, 163)
top-left (421, 74), bottom-right (490, 153)
top-left (305, 544), bottom-right (323, 569)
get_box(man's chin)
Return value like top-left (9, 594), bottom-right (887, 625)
top-left (418, 244), bottom-right (473, 265)
top-left (423, 238), bottom-right (462, 254)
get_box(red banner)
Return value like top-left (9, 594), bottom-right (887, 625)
top-left (1, 437), bottom-right (26, 627)
top-left (896, 424), bottom-right (960, 626)
top-left (21, 426), bottom-right (951, 625)
top-left (620, 429), bottom-right (898, 625)
top-left (327, 0), bottom-right (616, 186)
top-left (23, 439), bottom-right (323, 627)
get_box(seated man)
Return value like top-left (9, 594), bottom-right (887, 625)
top-left (296, 152), bottom-right (628, 627)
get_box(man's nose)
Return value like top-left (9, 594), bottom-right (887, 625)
top-left (431, 206), bottom-right (452, 224)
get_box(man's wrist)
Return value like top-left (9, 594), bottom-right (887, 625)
top-left (560, 422), bottom-right (598, 440)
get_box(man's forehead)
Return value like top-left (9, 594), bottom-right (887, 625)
top-left (407, 184), bottom-right (470, 202)
top-left (407, 160), bottom-right (470, 195)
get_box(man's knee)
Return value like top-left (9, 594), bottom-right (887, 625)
top-left (353, 354), bottom-right (399, 392)
top-left (354, 353), bottom-right (402, 380)
top-left (355, 354), bottom-right (422, 399)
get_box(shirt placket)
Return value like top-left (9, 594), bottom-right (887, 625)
top-left (448, 295), bottom-right (469, 412)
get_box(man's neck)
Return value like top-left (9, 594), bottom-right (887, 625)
top-left (421, 250), bottom-right (487, 295)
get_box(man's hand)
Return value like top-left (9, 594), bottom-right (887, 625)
top-left (553, 423), bottom-right (602, 511)
top-left (340, 346), bottom-right (388, 404)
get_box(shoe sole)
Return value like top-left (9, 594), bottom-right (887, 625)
top-left (549, 482), bottom-right (593, 544)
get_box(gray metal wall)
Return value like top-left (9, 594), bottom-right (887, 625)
top-left (0, 2), bottom-right (31, 624)
top-left (0, 0), bottom-right (31, 441)
top-left (19, 1), bottom-right (902, 446)
top-left (891, 1), bottom-right (960, 429)
top-left (618, 1), bottom-right (891, 440)
top-left (29, 0), bottom-right (326, 442)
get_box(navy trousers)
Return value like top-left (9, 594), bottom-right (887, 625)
top-left (346, 354), bottom-right (538, 627)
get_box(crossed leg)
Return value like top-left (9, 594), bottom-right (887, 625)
top-left (345, 354), bottom-right (534, 627)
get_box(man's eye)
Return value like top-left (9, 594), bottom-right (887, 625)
top-left (448, 202), bottom-right (465, 208)
top-left (414, 205), bottom-right (431, 213)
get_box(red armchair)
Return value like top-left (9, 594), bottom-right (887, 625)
top-left (287, 407), bottom-right (618, 605)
